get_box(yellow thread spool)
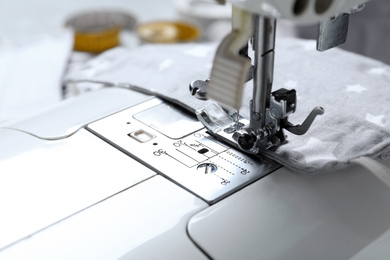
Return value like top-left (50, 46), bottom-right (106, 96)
top-left (66, 10), bottom-right (136, 53)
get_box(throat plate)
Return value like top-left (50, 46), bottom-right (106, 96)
top-left (87, 98), bottom-right (279, 204)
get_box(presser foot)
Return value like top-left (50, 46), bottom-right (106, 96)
top-left (195, 88), bottom-right (324, 155)
top-left (233, 106), bottom-right (324, 153)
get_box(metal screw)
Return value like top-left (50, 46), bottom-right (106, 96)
top-left (253, 112), bottom-right (261, 120)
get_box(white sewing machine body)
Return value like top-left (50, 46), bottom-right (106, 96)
top-left (1, 87), bottom-right (390, 259)
top-left (1, 0), bottom-right (389, 258)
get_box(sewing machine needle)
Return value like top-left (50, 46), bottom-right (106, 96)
top-left (236, 109), bottom-right (240, 130)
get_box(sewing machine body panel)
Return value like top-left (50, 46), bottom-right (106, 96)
top-left (188, 165), bottom-right (390, 260)
top-left (0, 127), bottom-right (156, 251)
top-left (1, 88), bottom-right (390, 258)
top-left (4, 87), bottom-right (152, 139)
top-left (0, 176), bottom-right (208, 260)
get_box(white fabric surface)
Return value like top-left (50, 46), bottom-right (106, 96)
top-left (65, 38), bottom-right (390, 173)
top-left (0, 30), bottom-right (73, 125)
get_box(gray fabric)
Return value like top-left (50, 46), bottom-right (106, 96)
top-left (65, 38), bottom-right (390, 173)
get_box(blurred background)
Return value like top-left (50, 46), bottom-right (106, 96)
top-left (295, 0), bottom-right (390, 65)
top-left (0, 0), bottom-right (176, 42)
top-left (1, 0), bottom-right (389, 63)
top-left (0, 0), bottom-right (389, 125)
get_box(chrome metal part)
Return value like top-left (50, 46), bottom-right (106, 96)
top-left (189, 79), bottom-right (209, 101)
top-left (191, 12), bottom-right (324, 155)
top-left (87, 98), bottom-right (279, 204)
top-left (251, 15), bottom-right (276, 130)
top-left (317, 13), bottom-right (349, 51)
top-left (282, 106), bottom-right (324, 135)
top-left (317, 4), bottom-right (365, 52)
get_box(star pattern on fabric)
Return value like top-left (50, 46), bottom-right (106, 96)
top-left (299, 40), bottom-right (316, 51)
top-left (292, 137), bottom-right (338, 164)
top-left (366, 113), bottom-right (385, 127)
top-left (283, 80), bottom-right (297, 89)
top-left (184, 46), bottom-right (212, 58)
top-left (368, 67), bottom-right (387, 75)
top-left (158, 58), bottom-right (174, 71)
top-left (345, 84), bottom-right (367, 93)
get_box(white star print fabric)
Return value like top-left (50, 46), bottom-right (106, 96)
top-left (65, 38), bottom-right (390, 173)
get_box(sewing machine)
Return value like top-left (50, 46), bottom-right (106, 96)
top-left (190, 0), bottom-right (367, 154)
top-left (1, 0), bottom-right (390, 259)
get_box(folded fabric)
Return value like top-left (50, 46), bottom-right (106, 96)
top-left (0, 30), bottom-right (73, 125)
top-left (65, 38), bottom-right (390, 173)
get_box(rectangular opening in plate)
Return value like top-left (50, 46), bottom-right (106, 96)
top-left (128, 130), bottom-right (155, 143)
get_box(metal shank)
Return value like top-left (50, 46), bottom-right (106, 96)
top-left (251, 16), bottom-right (276, 131)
